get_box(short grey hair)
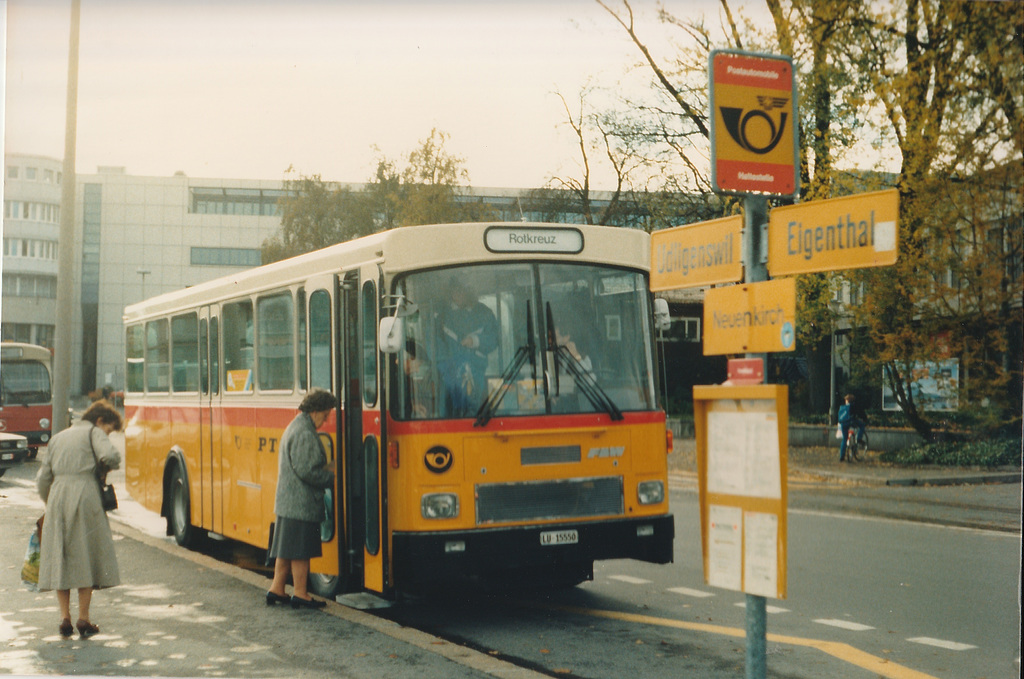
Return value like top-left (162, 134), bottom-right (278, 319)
top-left (299, 388), bottom-right (338, 414)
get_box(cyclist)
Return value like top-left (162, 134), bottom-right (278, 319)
top-left (838, 393), bottom-right (867, 462)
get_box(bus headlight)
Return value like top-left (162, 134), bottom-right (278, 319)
top-left (421, 493), bottom-right (459, 519)
top-left (637, 480), bottom-right (664, 505)
top-left (39, 418), bottom-right (50, 429)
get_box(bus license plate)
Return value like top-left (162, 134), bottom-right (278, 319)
top-left (540, 529), bottom-right (578, 546)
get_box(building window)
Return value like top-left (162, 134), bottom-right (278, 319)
top-left (25, 167), bottom-right (36, 180)
top-left (189, 187), bottom-right (287, 217)
top-left (7, 166), bottom-right (18, 179)
top-left (190, 247), bottom-right (262, 267)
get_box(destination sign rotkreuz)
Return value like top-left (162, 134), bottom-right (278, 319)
top-left (767, 189), bottom-right (899, 276)
top-left (650, 216), bottom-right (744, 290)
top-left (484, 226), bottom-right (583, 254)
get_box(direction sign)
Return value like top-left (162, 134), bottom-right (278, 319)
top-left (710, 50), bottom-right (799, 197)
top-left (650, 215), bottom-right (743, 290)
top-left (768, 189), bottom-right (899, 276)
top-left (703, 278), bottom-right (796, 356)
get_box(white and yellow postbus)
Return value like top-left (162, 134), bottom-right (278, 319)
top-left (123, 222), bottom-right (674, 597)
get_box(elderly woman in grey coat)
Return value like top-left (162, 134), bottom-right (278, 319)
top-left (265, 389), bottom-right (338, 609)
top-left (36, 400), bottom-right (123, 638)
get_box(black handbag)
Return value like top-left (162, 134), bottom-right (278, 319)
top-left (88, 426), bottom-right (118, 512)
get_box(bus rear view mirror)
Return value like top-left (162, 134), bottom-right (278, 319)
top-left (653, 298), bottom-right (671, 331)
top-left (379, 316), bottom-right (404, 354)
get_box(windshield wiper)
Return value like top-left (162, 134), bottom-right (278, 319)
top-left (546, 304), bottom-right (623, 421)
top-left (474, 302), bottom-right (535, 427)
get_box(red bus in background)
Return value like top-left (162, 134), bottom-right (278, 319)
top-left (0, 342), bottom-right (54, 457)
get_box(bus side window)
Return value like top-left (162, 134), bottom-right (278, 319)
top-left (126, 325), bottom-right (145, 393)
top-left (361, 281), bottom-right (377, 406)
top-left (223, 300), bottom-right (254, 392)
top-left (172, 313), bottom-right (200, 393)
top-left (257, 292), bottom-right (294, 391)
top-left (297, 289), bottom-right (307, 391)
top-left (145, 319), bottom-right (169, 392)
top-left (309, 289), bottom-right (332, 391)
top-left (210, 316), bottom-right (219, 395)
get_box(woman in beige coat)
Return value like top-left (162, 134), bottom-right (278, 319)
top-left (36, 400), bottom-right (123, 638)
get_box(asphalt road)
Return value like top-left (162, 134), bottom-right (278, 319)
top-left (2, 451), bottom-right (1020, 679)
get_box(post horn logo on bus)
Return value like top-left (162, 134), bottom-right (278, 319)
top-left (710, 50), bottom-right (799, 198)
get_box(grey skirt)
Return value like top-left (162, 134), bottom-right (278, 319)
top-left (268, 516), bottom-right (322, 560)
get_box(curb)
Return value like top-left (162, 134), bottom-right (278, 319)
top-left (884, 472), bottom-right (1022, 487)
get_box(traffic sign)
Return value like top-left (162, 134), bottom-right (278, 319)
top-left (650, 215), bottom-right (743, 290)
top-left (710, 50), bottom-right (799, 197)
top-left (768, 189), bottom-right (899, 276)
top-left (703, 278), bottom-right (796, 355)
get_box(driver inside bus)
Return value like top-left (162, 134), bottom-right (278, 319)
top-left (436, 280), bottom-right (498, 417)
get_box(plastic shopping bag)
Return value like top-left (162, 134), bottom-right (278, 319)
top-left (21, 531), bottom-right (41, 591)
top-left (835, 424), bottom-right (843, 440)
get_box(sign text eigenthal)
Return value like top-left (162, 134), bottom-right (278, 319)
top-left (768, 189), bottom-right (899, 276)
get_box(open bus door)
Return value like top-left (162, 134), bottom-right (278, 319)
top-left (336, 268), bottom-right (387, 596)
top-left (303, 275), bottom-right (348, 599)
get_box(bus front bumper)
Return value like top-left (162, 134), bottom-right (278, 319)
top-left (392, 515), bottom-right (674, 587)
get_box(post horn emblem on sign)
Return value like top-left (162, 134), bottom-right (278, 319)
top-left (424, 445), bottom-right (453, 474)
top-left (719, 95), bottom-right (789, 155)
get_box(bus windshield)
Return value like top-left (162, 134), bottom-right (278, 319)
top-left (390, 262), bottom-right (657, 421)
top-left (0, 360), bottom-right (52, 406)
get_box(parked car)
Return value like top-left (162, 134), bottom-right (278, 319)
top-left (0, 432), bottom-right (30, 478)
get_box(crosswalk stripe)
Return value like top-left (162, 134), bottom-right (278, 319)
top-left (734, 602), bottom-right (790, 614)
top-left (907, 637), bottom-right (977, 651)
top-left (667, 587), bottom-right (715, 598)
top-left (608, 575), bottom-right (651, 585)
top-left (814, 619), bottom-right (874, 631)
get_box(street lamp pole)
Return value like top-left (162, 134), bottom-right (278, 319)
top-left (137, 268), bottom-right (151, 301)
top-left (51, 0), bottom-right (81, 436)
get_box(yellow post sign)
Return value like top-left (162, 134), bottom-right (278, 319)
top-left (710, 50), bottom-right (799, 198)
top-left (651, 216), bottom-right (744, 290)
top-left (703, 278), bottom-right (796, 356)
top-left (768, 189), bottom-right (899, 276)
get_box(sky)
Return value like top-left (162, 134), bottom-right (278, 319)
top-left (2, 0), bottom-right (749, 191)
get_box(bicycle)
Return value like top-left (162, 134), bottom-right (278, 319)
top-left (843, 426), bottom-right (868, 462)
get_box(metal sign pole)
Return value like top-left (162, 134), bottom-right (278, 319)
top-left (743, 194), bottom-right (770, 679)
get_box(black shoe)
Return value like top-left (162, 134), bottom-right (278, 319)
top-left (290, 595), bottom-right (327, 609)
top-left (266, 591), bottom-right (290, 606)
top-left (76, 620), bottom-right (100, 638)
top-left (59, 618), bottom-right (73, 638)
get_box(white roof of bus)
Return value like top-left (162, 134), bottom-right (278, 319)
top-left (123, 222), bottom-right (650, 321)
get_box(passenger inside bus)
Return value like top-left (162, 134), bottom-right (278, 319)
top-left (436, 280), bottom-right (498, 417)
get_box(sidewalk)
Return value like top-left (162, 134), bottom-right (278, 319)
top-left (669, 439), bottom-right (1022, 487)
top-left (0, 482), bottom-right (545, 679)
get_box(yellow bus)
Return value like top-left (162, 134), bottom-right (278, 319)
top-left (123, 222), bottom-right (674, 597)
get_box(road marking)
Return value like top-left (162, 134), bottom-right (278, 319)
top-left (608, 575), bottom-right (651, 585)
top-left (788, 508), bottom-right (1020, 538)
top-left (907, 637), bottom-right (977, 651)
top-left (734, 602), bottom-right (790, 614)
top-left (815, 619), bottom-right (875, 631)
top-left (532, 603), bottom-right (942, 679)
top-left (667, 587), bottom-right (715, 598)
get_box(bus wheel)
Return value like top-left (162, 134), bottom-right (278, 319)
top-left (308, 572), bottom-right (342, 599)
top-left (168, 463), bottom-right (201, 548)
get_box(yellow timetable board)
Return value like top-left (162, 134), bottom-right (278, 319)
top-left (694, 384), bottom-right (788, 599)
